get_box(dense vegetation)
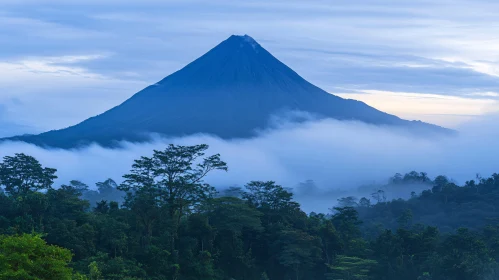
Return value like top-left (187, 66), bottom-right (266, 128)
top-left (0, 144), bottom-right (498, 280)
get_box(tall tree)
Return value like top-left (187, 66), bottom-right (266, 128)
top-left (119, 144), bottom-right (227, 278)
top-left (0, 153), bottom-right (57, 197)
top-left (331, 207), bottom-right (364, 255)
top-left (277, 229), bottom-right (322, 280)
top-left (243, 181), bottom-right (299, 212)
top-left (338, 196), bottom-right (358, 207)
top-left (120, 144), bottom-right (227, 221)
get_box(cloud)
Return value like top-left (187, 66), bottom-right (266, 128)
top-left (1, 55), bottom-right (108, 79)
top-left (0, 115), bottom-right (497, 212)
top-left (0, 55), bottom-right (147, 135)
top-left (466, 91), bottom-right (499, 98)
top-left (336, 90), bottom-right (499, 127)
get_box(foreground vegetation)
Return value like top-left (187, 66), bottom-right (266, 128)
top-left (0, 144), bottom-right (498, 280)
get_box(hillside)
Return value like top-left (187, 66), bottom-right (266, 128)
top-left (3, 35), bottom-right (452, 148)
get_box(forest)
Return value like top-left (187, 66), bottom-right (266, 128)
top-left (0, 144), bottom-right (498, 280)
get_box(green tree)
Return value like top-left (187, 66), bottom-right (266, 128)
top-left (331, 207), bottom-right (363, 254)
top-left (0, 153), bottom-right (57, 197)
top-left (242, 181), bottom-right (302, 224)
top-left (371, 189), bottom-right (386, 203)
top-left (96, 178), bottom-right (118, 194)
top-left (120, 144), bottom-right (227, 222)
top-left (417, 272), bottom-right (432, 280)
top-left (260, 272), bottom-right (270, 280)
top-left (119, 144), bottom-right (227, 278)
top-left (0, 233), bottom-right (74, 280)
top-left (205, 196), bottom-right (263, 279)
top-left (436, 228), bottom-right (495, 280)
top-left (69, 180), bottom-right (89, 193)
top-left (432, 175), bottom-right (449, 193)
top-left (88, 261), bottom-right (102, 280)
top-left (338, 196), bottom-right (358, 207)
top-left (308, 213), bottom-right (342, 266)
top-left (358, 197), bottom-right (371, 208)
top-left (44, 185), bottom-right (95, 261)
top-left (397, 209), bottom-right (413, 229)
top-left (326, 255), bottom-right (377, 280)
top-left (390, 173), bottom-right (403, 184)
top-left (277, 229), bottom-right (322, 280)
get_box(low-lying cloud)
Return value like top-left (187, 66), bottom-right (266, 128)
top-left (0, 115), bottom-right (497, 212)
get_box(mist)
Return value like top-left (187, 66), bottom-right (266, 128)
top-left (0, 115), bottom-right (497, 212)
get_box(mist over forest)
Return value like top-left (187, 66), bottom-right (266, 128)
top-left (0, 114), bottom-right (496, 212)
top-left (1, 135), bottom-right (499, 280)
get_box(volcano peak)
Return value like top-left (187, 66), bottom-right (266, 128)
top-left (222, 34), bottom-right (261, 51)
top-left (3, 35), bottom-right (453, 148)
top-left (228, 34), bottom-right (256, 42)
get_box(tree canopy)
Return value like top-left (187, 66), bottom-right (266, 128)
top-left (0, 233), bottom-right (75, 280)
top-left (0, 146), bottom-right (498, 280)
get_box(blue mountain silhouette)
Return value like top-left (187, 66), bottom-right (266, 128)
top-left (4, 35), bottom-right (452, 148)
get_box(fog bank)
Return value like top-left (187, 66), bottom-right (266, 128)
top-left (0, 115), bottom-right (497, 212)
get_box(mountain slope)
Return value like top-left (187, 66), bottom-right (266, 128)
top-left (4, 35), bottom-right (452, 148)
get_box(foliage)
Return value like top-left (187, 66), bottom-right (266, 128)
top-left (0, 148), bottom-right (498, 280)
top-left (326, 255), bottom-right (377, 280)
top-left (0, 153), bottom-right (57, 197)
top-left (0, 233), bottom-right (74, 279)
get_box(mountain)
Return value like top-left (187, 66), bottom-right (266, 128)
top-left (3, 35), bottom-right (452, 149)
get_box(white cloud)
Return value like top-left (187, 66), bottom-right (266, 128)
top-left (0, 54), bottom-right (110, 85)
top-left (0, 55), bottom-right (147, 134)
top-left (466, 91), bottom-right (499, 98)
top-left (434, 57), bottom-right (499, 78)
top-left (1, 55), bottom-right (108, 79)
top-left (0, 115), bottom-right (498, 212)
top-left (337, 90), bottom-right (499, 127)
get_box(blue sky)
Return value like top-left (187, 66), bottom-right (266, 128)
top-left (2, 0), bottom-right (499, 137)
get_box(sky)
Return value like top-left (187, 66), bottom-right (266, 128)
top-left (2, 0), bottom-right (499, 137)
top-left (3, 0), bottom-right (499, 211)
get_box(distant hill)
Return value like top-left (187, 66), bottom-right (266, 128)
top-left (3, 34), bottom-right (453, 148)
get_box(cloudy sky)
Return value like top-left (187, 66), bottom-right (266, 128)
top-left (2, 0), bottom-right (499, 137)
